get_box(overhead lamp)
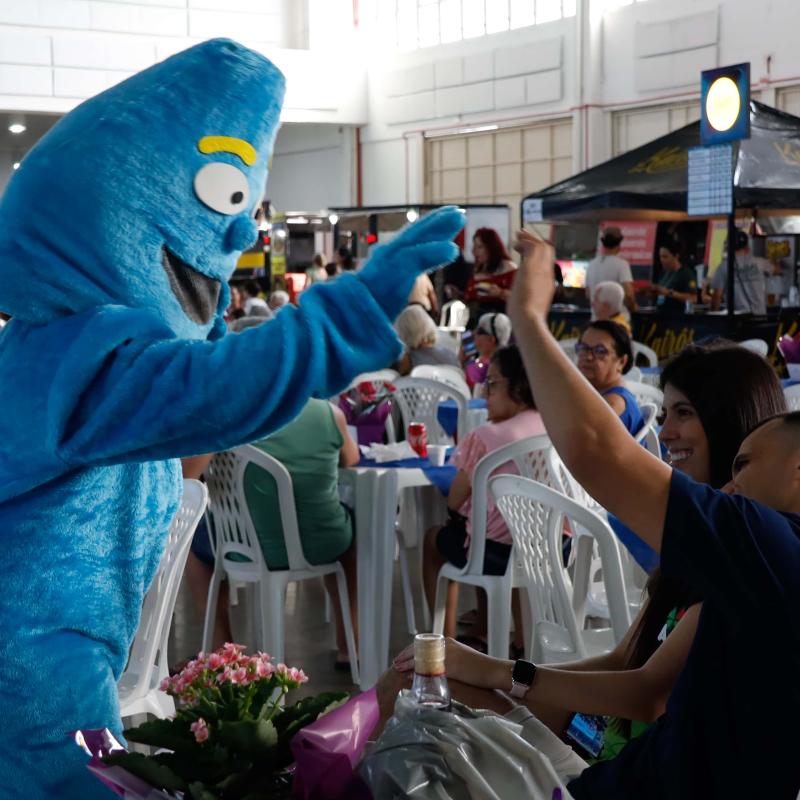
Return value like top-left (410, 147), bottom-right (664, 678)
top-left (328, 213), bottom-right (339, 225)
top-left (286, 216), bottom-right (309, 224)
top-left (258, 219), bottom-right (270, 232)
top-left (12, 161), bottom-right (20, 170)
top-left (406, 209), bottom-right (419, 223)
top-left (700, 63), bottom-right (750, 145)
top-left (8, 123), bottom-right (26, 135)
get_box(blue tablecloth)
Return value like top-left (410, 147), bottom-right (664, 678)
top-left (357, 454), bottom-right (457, 495)
top-left (437, 398), bottom-right (488, 437)
top-left (781, 378), bottom-right (800, 388)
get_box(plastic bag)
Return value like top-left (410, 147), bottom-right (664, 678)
top-left (291, 687), bottom-right (378, 800)
top-left (358, 692), bottom-right (577, 800)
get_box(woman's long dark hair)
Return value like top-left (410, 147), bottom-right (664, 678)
top-left (616, 341), bottom-right (786, 731)
top-left (474, 227), bottom-right (512, 274)
top-left (491, 345), bottom-right (536, 409)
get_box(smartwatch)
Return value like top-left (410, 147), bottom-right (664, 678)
top-left (510, 659), bottom-right (537, 698)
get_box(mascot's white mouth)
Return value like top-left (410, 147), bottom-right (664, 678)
top-left (161, 246), bottom-right (221, 325)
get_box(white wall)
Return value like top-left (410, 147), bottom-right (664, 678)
top-left (267, 123), bottom-right (354, 211)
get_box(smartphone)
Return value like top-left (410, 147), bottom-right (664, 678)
top-left (461, 330), bottom-right (477, 359)
top-left (565, 713), bottom-right (607, 759)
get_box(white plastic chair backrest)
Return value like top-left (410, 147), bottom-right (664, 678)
top-left (440, 299), bottom-right (469, 328)
top-left (490, 474), bottom-right (632, 647)
top-left (435, 327), bottom-right (462, 353)
top-left (462, 434), bottom-right (556, 577)
top-left (346, 369), bottom-right (399, 390)
top-left (393, 376), bottom-right (469, 444)
top-left (636, 402), bottom-right (662, 458)
top-left (624, 379), bottom-right (664, 410)
top-left (632, 341), bottom-right (658, 368)
top-left (206, 446), bottom-right (313, 573)
top-left (626, 365), bottom-right (642, 383)
top-left (410, 364), bottom-right (470, 398)
top-left (739, 338), bottom-right (769, 357)
top-left (785, 384), bottom-right (800, 411)
top-left (557, 338), bottom-right (579, 363)
top-left (125, 479), bottom-right (208, 695)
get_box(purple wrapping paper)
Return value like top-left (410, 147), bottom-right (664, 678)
top-left (291, 688), bottom-right (378, 800)
top-left (779, 334), bottom-right (800, 363)
top-left (339, 399), bottom-right (392, 446)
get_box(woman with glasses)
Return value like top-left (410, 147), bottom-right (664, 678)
top-left (461, 312), bottom-right (512, 390)
top-left (575, 320), bottom-right (643, 436)
top-left (421, 345), bottom-right (545, 655)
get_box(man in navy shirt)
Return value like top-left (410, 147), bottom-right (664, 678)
top-left (507, 229), bottom-right (800, 799)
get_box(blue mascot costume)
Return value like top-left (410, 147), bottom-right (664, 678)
top-left (0, 39), bottom-right (463, 798)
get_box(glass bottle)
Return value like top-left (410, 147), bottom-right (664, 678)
top-left (410, 633), bottom-right (451, 710)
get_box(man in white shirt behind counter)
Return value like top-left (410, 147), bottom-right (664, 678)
top-left (585, 226), bottom-right (637, 318)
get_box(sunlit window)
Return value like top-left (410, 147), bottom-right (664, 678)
top-left (369, 0), bottom-right (581, 52)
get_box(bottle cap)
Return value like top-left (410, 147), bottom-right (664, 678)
top-left (414, 633), bottom-right (445, 676)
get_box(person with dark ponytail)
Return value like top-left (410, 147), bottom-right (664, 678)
top-left (392, 340), bottom-right (787, 766)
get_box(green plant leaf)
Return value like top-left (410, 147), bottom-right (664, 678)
top-left (123, 716), bottom-right (197, 752)
top-left (187, 781), bottom-right (219, 800)
top-left (154, 745), bottom-right (232, 785)
top-left (102, 752), bottom-right (186, 792)
top-left (217, 717), bottom-right (278, 760)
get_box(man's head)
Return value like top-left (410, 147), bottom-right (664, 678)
top-left (729, 413), bottom-right (800, 512)
top-left (734, 230), bottom-right (750, 254)
top-left (600, 227), bottom-right (623, 253)
top-left (592, 281), bottom-right (625, 320)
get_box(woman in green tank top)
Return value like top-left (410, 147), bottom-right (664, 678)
top-left (245, 398), bottom-right (360, 665)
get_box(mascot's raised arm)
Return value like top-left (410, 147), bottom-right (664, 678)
top-left (0, 38), bottom-right (464, 799)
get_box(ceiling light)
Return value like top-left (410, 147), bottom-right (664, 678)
top-left (12, 162), bottom-right (20, 170)
top-left (406, 209), bottom-right (419, 223)
top-left (8, 123), bottom-right (26, 134)
top-left (328, 213), bottom-right (339, 225)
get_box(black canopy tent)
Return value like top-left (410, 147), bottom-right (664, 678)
top-left (522, 101), bottom-right (800, 223)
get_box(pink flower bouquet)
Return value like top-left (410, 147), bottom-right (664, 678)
top-left (79, 643), bottom-right (347, 799)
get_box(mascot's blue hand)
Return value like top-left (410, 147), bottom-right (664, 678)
top-left (357, 205), bottom-right (465, 318)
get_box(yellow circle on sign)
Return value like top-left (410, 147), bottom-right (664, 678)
top-left (706, 76), bottom-right (741, 132)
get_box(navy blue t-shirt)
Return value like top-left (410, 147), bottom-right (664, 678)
top-left (568, 469), bottom-right (800, 799)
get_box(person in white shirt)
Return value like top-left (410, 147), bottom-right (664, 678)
top-left (585, 227), bottom-right (637, 318)
top-left (709, 231), bottom-right (767, 315)
top-left (242, 279), bottom-right (269, 315)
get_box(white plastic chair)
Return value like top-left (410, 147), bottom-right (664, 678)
top-left (440, 299), bottom-right (469, 329)
top-left (410, 364), bottom-right (470, 399)
top-left (202, 446), bottom-right (359, 684)
top-left (393, 376), bottom-right (469, 445)
top-left (636, 402), bottom-right (661, 458)
top-left (435, 327), bottom-right (462, 354)
top-left (432, 435), bottom-right (563, 659)
top-left (784, 383), bottom-right (800, 411)
top-left (624, 379), bottom-right (664, 410)
top-left (491, 475), bottom-right (632, 663)
top-left (626, 365), bottom-right (642, 383)
top-left (557, 337), bottom-right (579, 363)
top-left (346, 369), bottom-right (399, 390)
top-left (739, 338), bottom-right (769, 357)
top-left (632, 341), bottom-right (659, 368)
top-left (118, 479), bottom-right (208, 721)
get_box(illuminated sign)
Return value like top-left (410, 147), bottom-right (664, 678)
top-left (700, 63), bottom-right (750, 145)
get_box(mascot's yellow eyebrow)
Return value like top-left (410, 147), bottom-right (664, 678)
top-left (197, 136), bottom-right (257, 166)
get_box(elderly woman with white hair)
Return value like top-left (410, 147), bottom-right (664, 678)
top-left (591, 281), bottom-right (632, 334)
top-left (394, 304), bottom-right (462, 375)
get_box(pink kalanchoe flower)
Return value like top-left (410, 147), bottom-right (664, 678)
top-left (231, 667), bottom-right (249, 685)
top-left (190, 718), bottom-right (209, 743)
top-left (288, 667), bottom-right (308, 684)
top-left (159, 677), bottom-right (172, 692)
top-left (254, 658), bottom-right (275, 679)
top-left (207, 652), bottom-right (224, 670)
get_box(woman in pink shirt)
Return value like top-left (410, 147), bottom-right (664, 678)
top-left (422, 345), bottom-right (546, 654)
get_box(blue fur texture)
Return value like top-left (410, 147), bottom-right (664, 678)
top-left (0, 37), bottom-right (464, 798)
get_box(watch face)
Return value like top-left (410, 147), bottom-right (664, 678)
top-left (512, 659), bottom-right (536, 686)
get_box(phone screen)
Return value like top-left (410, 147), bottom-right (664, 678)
top-left (462, 330), bottom-right (477, 358)
top-left (565, 713), bottom-right (607, 759)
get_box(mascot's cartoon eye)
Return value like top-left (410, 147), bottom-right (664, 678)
top-left (194, 162), bottom-right (250, 215)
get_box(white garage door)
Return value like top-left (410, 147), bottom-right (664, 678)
top-left (425, 118), bottom-right (573, 221)
top-left (612, 100), bottom-right (701, 157)
top-left (777, 85), bottom-right (800, 117)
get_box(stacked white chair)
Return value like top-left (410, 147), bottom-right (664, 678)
top-left (346, 369), bottom-right (399, 390)
top-left (626, 365), bottom-right (643, 383)
top-left (118, 479), bottom-right (208, 721)
top-left (632, 341), bottom-right (659, 368)
top-left (636, 402), bottom-right (662, 458)
top-left (202, 446), bottom-right (359, 684)
top-left (431, 435), bottom-right (563, 659)
top-left (440, 299), bottom-right (469, 329)
top-left (490, 475), bottom-right (632, 663)
top-left (392, 376), bottom-right (469, 445)
top-left (625, 379), bottom-right (664, 411)
top-left (784, 383), bottom-right (800, 411)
